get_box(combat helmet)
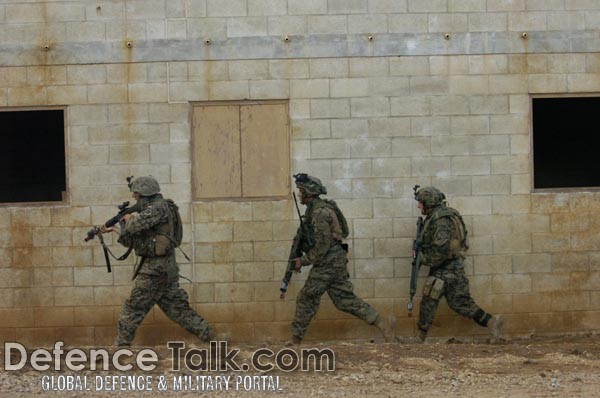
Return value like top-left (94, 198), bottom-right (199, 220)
top-left (414, 186), bottom-right (445, 208)
top-left (294, 173), bottom-right (327, 196)
top-left (129, 176), bottom-right (161, 196)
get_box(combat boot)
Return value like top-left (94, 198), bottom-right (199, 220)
top-left (417, 328), bottom-right (427, 343)
top-left (487, 315), bottom-right (504, 339)
top-left (374, 315), bottom-right (396, 342)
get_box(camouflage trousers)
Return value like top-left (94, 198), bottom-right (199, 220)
top-left (291, 265), bottom-right (379, 340)
top-left (418, 265), bottom-right (490, 334)
top-left (115, 273), bottom-right (211, 346)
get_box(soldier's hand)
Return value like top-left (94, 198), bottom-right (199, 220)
top-left (293, 258), bottom-right (303, 272)
top-left (99, 225), bottom-right (117, 234)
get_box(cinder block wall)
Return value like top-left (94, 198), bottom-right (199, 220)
top-left (1, 0), bottom-right (600, 345)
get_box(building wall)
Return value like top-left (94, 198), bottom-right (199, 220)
top-left (1, 0), bottom-right (600, 345)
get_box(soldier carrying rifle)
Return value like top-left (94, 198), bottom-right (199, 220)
top-left (285, 173), bottom-right (396, 345)
top-left (411, 186), bottom-right (504, 343)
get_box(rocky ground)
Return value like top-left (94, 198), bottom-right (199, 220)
top-left (2, 334), bottom-right (600, 397)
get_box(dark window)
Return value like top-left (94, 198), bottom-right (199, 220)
top-left (0, 109), bottom-right (66, 203)
top-left (532, 97), bottom-right (600, 189)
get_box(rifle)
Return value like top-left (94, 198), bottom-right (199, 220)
top-left (280, 192), bottom-right (314, 299)
top-left (84, 200), bottom-right (141, 273)
top-left (408, 184), bottom-right (424, 316)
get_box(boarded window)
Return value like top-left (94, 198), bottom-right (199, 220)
top-left (532, 97), bottom-right (600, 190)
top-left (192, 101), bottom-right (290, 200)
top-left (0, 108), bottom-right (67, 203)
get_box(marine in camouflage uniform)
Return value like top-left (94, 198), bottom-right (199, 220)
top-left (101, 176), bottom-right (212, 346)
top-left (414, 186), bottom-right (503, 342)
top-left (289, 174), bottom-right (395, 344)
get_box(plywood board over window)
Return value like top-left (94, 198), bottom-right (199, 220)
top-left (192, 101), bottom-right (290, 200)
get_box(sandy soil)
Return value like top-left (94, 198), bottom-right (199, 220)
top-left (2, 334), bottom-right (599, 397)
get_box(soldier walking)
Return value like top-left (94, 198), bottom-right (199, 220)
top-left (101, 176), bottom-right (215, 346)
top-left (413, 186), bottom-right (503, 342)
top-left (288, 173), bottom-right (395, 344)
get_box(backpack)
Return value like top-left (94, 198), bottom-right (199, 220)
top-left (153, 199), bottom-right (185, 257)
top-left (166, 199), bottom-right (183, 247)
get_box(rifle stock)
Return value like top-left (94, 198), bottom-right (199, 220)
top-left (408, 216), bottom-right (424, 316)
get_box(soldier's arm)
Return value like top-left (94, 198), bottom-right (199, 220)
top-left (301, 208), bottom-right (333, 265)
top-left (421, 217), bottom-right (453, 268)
top-left (123, 202), bottom-right (167, 235)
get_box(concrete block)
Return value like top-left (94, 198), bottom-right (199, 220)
top-left (128, 83), bottom-right (168, 102)
top-left (390, 57), bottom-right (430, 76)
top-left (208, 81), bottom-right (249, 100)
top-left (54, 287), bottom-right (95, 306)
top-left (331, 119), bottom-right (367, 138)
top-left (429, 55), bottom-right (469, 75)
top-left (233, 262), bottom-right (274, 282)
top-left (449, 76), bottom-right (489, 95)
top-left (449, 0), bottom-right (486, 11)
top-left (348, 14), bottom-right (389, 33)
top-left (349, 58), bottom-right (388, 78)
top-left (267, 15), bottom-right (307, 35)
top-left (509, 11), bottom-right (547, 31)
top-left (469, 95), bottom-right (509, 115)
top-left (428, 13), bottom-right (469, 33)
top-left (248, 0), bottom-right (287, 15)
top-left (354, 258), bottom-right (394, 278)
top-left (213, 242), bottom-right (254, 262)
top-left (492, 274), bottom-right (531, 294)
top-left (493, 233), bottom-right (532, 254)
top-left (331, 159), bottom-right (371, 178)
top-left (391, 96), bottom-right (431, 116)
top-left (473, 255), bottom-right (512, 274)
top-left (448, 196), bottom-right (492, 215)
top-left (227, 17), bottom-right (267, 37)
top-left (194, 223), bottom-right (233, 242)
top-left (291, 78), bottom-right (329, 98)
top-left (330, 78), bottom-right (369, 98)
top-left (215, 282), bottom-right (254, 302)
top-left (309, 58), bottom-right (348, 78)
top-left (310, 99), bottom-right (350, 118)
top-left (353, 218), bottom-right (393, 238)
top-left (451, 155), bottom-right (490, 175)
top-left (431, 96), bottom-right (470, 115)
top-left (431, 136), bottom-right (470, 156)
top-left (372, 158), bottom-right (412, 177)
top-left (233, 221), bottom-right (273, 241)
top-left (391, 137), bottom-right (431, 157)
top-left (351, 97), bottom-right (390, 117)
top-left (411, 116), bottom-right (450, 136)
top-left (288, 0), bottom-right (327, 15)
top-left (491, 155), bottom-right (529, 175)
top-left (532, 232), bottom-right (571, 252)
top-left (410, 76), bottom-right (449, 95)
top-left (374, 238), bottom-right (412, 258)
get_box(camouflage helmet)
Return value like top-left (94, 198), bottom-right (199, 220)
top-left (415, 186), bottom-right (445, 208)
top-left (129, 176), bottom-right (160, 196)
top-left (294, 173), bottom-right (327, 196)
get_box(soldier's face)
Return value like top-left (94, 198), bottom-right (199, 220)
top-left (298, 189), bottom-right (309, 205)
top-left (418, 201), bottom-right (426, 215)
top-left (132, 192), bottom-right (141, 202)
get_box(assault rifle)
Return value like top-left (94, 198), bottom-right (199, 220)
top-left (280, 193), bottom-right (314, 299)
top-left (84, 183), bottom-right (141, 273)
top-left (408, 184), bottom-right (424, 316)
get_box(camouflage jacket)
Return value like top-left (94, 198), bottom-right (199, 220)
top-left (299, 198), bottom-right (346, 267)
top-left (118, 194), bottom-right (178, 277)
top-left (420, 206), bottom-right (467, 270)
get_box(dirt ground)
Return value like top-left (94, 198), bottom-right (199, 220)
top-left (2, 334), bottom-right (600, 397)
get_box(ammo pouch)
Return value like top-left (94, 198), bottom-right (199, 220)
top-left (135, 234), bottom-right (171, 258)
top-left (154, 234), bottom-right (171, 256)
top-left (136, 238), bottom-right (157, 258)
top-left (422, 276), bottom-right (445, 301)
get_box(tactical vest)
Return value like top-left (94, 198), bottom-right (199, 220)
top-left (421, 205), bottom-right (469, 260)
top-left (136, 197), bottom-right (183, 257)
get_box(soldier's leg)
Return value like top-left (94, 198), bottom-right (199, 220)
top-left (291, 267), bottom-right (330, 340)
top-left (417, 276), bottom-right (445, 340)
top-left (115, 274), bottom-right (160, 346)
top-left (326, 267), bottom-right (378, 324)
top-left (444, 269), bottom-right (493, 327)
top-left (157, 278), bottom-right (212, 341)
